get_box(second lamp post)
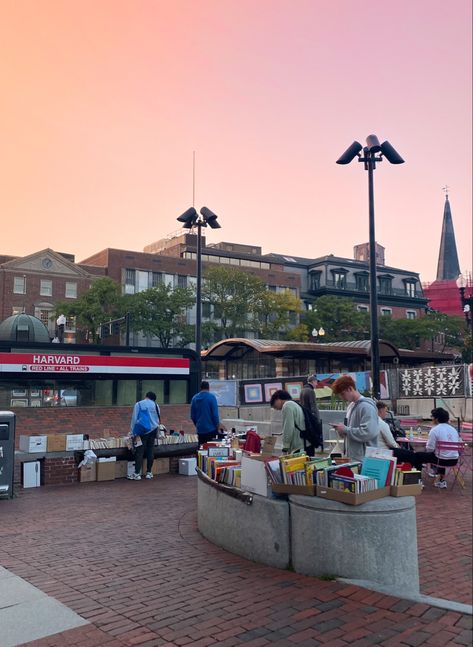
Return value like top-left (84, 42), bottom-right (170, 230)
top-left (177, 206), bottom-right (221, 386)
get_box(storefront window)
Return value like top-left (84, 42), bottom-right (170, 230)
top-left (95, 380), bottom-right (114, 406)
top-left (169, 380), bottom-right (187, 404)
top-left (117, 380), bottom-right (138, 405)
top-left (140, 380), bottom-right (164, 403)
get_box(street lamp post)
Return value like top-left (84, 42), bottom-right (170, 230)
top-left (311, 327), bottom-right (325, 341)
top-left (458, 274), bottom-right (473, 329)
top-left (177, 206), bottom-right (221, 387)
top-left (337, 135), bottom-right (404, 399)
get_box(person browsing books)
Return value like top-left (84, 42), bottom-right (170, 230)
top-left (270, 389), bottom-right (305, 454)
top-left (330, 375), bottom-right (379, 462)
top-left (393, 407), bottom-right (460, 489)
top-left (191, 381), bottom-right (220, 445)
top-left (376, 401), bottom-right (400, 450)
top-left (128, 391), bottom-right (160, 481)
top-left (300, 374), bottom-right (320, 419)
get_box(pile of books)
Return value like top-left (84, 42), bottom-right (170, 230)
top-left (393, 466), bottom-right (422, 485)
top-left (89, 437), bottom-right (125, 449)
top-left (197, 446), bottom-right (241, 487)
top-left (265, 454), bottom-right (332, 487)
top-left (158, 434), bottom-right (198, 445)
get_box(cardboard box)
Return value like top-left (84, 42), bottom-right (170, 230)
top-left (66, 434), bottom-right (84, 451)
top-left (262, 436), bottom-right (277, 455)
top-left (46, 435), bottom-right (67, 452)
top-left (155, 458), bottom-right (170, 474)
top-left (241, 455), bottom-right (271, 497)
top-left (179, 458), bottom-right (197, 476)
top-left (79, 463), bottom-right (97, 483)
top-left (271, 483), bottom-right (317, 496)
top-left (316, 485), bottom-right (390, 506)
top-left (115, 461), bottom-right (128, 479)
top-left (390, 484), bottom-right (423, 497)
top-left (96, 457), bottom-right (116, 482)
top-left (19, 435), bottom-right (47, 453)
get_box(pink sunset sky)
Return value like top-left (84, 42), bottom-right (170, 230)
top-left (0, 0), bottom-right (471, 283)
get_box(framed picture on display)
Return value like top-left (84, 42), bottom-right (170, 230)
top-left (30, 389), bottom-right (41, 397)
top-left (264, 382), bottom-right (283, 402)
top-left (30, 399), bottom-right (42, 408)
top-left (10, 399), bottom-right (28, 407)
top-left (285, 382), bottom-right (303, 400)
top-left (243, 384), bottom-right (263, 404)
top-left (12, 389), bottom-right (27, 397)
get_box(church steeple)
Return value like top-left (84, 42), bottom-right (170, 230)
top-left (436, 190), bottom-right (460, 281)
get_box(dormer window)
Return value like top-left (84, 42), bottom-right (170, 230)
top-left (378, 275), bottom-right (393, 295)
top-left (309, 271), bottom-right (322, 291)
top-left (403, 279), bottom-right (417, 297)
top-left (330, 268), bottom-right (347, 289)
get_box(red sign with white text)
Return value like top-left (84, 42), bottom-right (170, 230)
top-left (0, 353), bottom-right (190, 375)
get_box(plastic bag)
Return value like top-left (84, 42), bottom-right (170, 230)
top-left (78, 449), bottom-right (97, 469)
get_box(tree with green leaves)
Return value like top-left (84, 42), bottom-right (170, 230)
top-left (254, 289), bottom-right (303, 339)
top-left (54, 277), bottom-right (123, 343)
top-left (202, 266), bottom-right (268, 338)
top-left (301, 296), bottom-right (370, 342)
top-left (126, 283), bottom-right (195, 348)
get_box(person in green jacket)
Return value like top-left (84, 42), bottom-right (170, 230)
top-left (270, 389), bottom-right (305, 454)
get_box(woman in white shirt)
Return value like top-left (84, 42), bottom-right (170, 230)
top-left (393, 407), bottom-right (460, 489)
top-left (376, 402), bottom-right (400, 450)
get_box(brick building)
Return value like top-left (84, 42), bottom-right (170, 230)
top-left (0, 248), bottom-right (104, 341)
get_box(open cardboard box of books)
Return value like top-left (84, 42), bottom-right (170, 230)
top-left (390, 484), bottom-right (423, 497)
top-left (316, 485), bottom-right (390, 505)
top-left (271, 483), bottom-right (317, 496)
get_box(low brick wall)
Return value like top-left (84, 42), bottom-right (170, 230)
top-left (12, 404), bottom-right (194, 448)
top-left (42, 456), bottom-right (78, 486)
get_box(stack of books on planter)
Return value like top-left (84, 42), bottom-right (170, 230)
top-left (197, 445), bottom-right (242, 487)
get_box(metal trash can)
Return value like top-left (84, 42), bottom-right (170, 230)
top-left (0, 411), bottom-right (15, 499)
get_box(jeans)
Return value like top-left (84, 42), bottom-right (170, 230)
top-left (134, 430), bottom-right (157, 475)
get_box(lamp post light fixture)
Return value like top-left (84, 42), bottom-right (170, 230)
top-left (458, 274), bottom-right (473, 329)
top-left (311, 327), bottom-right (325, 340)
top-left (177, 206), bottom-right (221, 386)
top-left (337, 135), bottom-right (404, 398)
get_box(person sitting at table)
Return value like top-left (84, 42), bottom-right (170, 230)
top-left (376, 402), bottom-right (400, 450)
top-left (393, 407), bottom-right (460, 489)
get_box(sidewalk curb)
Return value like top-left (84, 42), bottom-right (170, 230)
top-left (338, 578), bottom-right (473, 615)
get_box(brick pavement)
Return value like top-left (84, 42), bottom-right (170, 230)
top-left (0, 473), bottom-right (471, 647)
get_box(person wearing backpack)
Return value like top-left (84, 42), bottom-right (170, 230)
top-left (270, 389), bottom-right (305, 454)
top-left (128, 391), bottom-right (160, 481)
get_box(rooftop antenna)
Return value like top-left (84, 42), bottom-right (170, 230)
top-left (442, 184), bottom-right (450, 199)
top-left (192, 150), bottom-right (196, 208)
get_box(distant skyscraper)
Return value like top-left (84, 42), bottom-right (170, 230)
top-left (436, 193), bottom-right (460, 280)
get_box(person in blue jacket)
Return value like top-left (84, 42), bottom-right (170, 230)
top-left (190, 381), bottom-right (220, 445)
top-left (128, 391), bottom-right (160, 480)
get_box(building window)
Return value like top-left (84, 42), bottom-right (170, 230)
top-left (355, 274), bottom-right (369, 292)
top-left (309, 272), bottom-right (321, 291)
top-left (12, 306), bottom-right (23, 315)
top-left (378, 277), bottom-right (392, 294)
top-left (406, 310), bottom-right (417, 320)
top-left (332, 271), bottom-right (347, 289)
top-left (38, 309), bottom-right (50, 328)
top-left (177, 275), bottom-right (187, 289)
top-left (381, 308), bottom-right (392, 316)
top-left (65, 282), bottom-right (77, 298)
top-left (202, 302), bottom-right (211, 318)
top-left (65, 315), bottom-right (76, 330)
top-left (137, 271), bottom-right (149, 293)
top-left (152, 272), bottom-right (163, 287)
top-left (357, 305), bottom-right (369, 313)
top-left (13, 276), bottom-right (26, 294)
top-left (40, 280), bottom-right (53, 297)
top-left (404, 281), bottom-right (416, 297)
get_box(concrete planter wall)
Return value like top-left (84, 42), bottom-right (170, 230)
top-left (197, 474), bottom-right (420, 593)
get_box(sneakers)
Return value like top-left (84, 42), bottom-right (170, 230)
top-left (434, 479), bottom-right (447, 489)
top-left (145, 472), bottom-right (153, 479)
top-left (127, 473), bottom-right (141, 480)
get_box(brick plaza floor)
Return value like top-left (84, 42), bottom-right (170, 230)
top-left (0, 470), bottom-right (471, 647)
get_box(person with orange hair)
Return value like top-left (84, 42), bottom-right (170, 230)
top-left (331, 375), bottom-right (379, 462)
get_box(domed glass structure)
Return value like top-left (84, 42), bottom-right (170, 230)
top-left (0, 314), bottom-right (50, 343)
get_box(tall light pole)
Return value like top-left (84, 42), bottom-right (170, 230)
top-left (337, 135), bottom-right (404, 398)
top-left (177, 206), bottom-right (221, 387)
